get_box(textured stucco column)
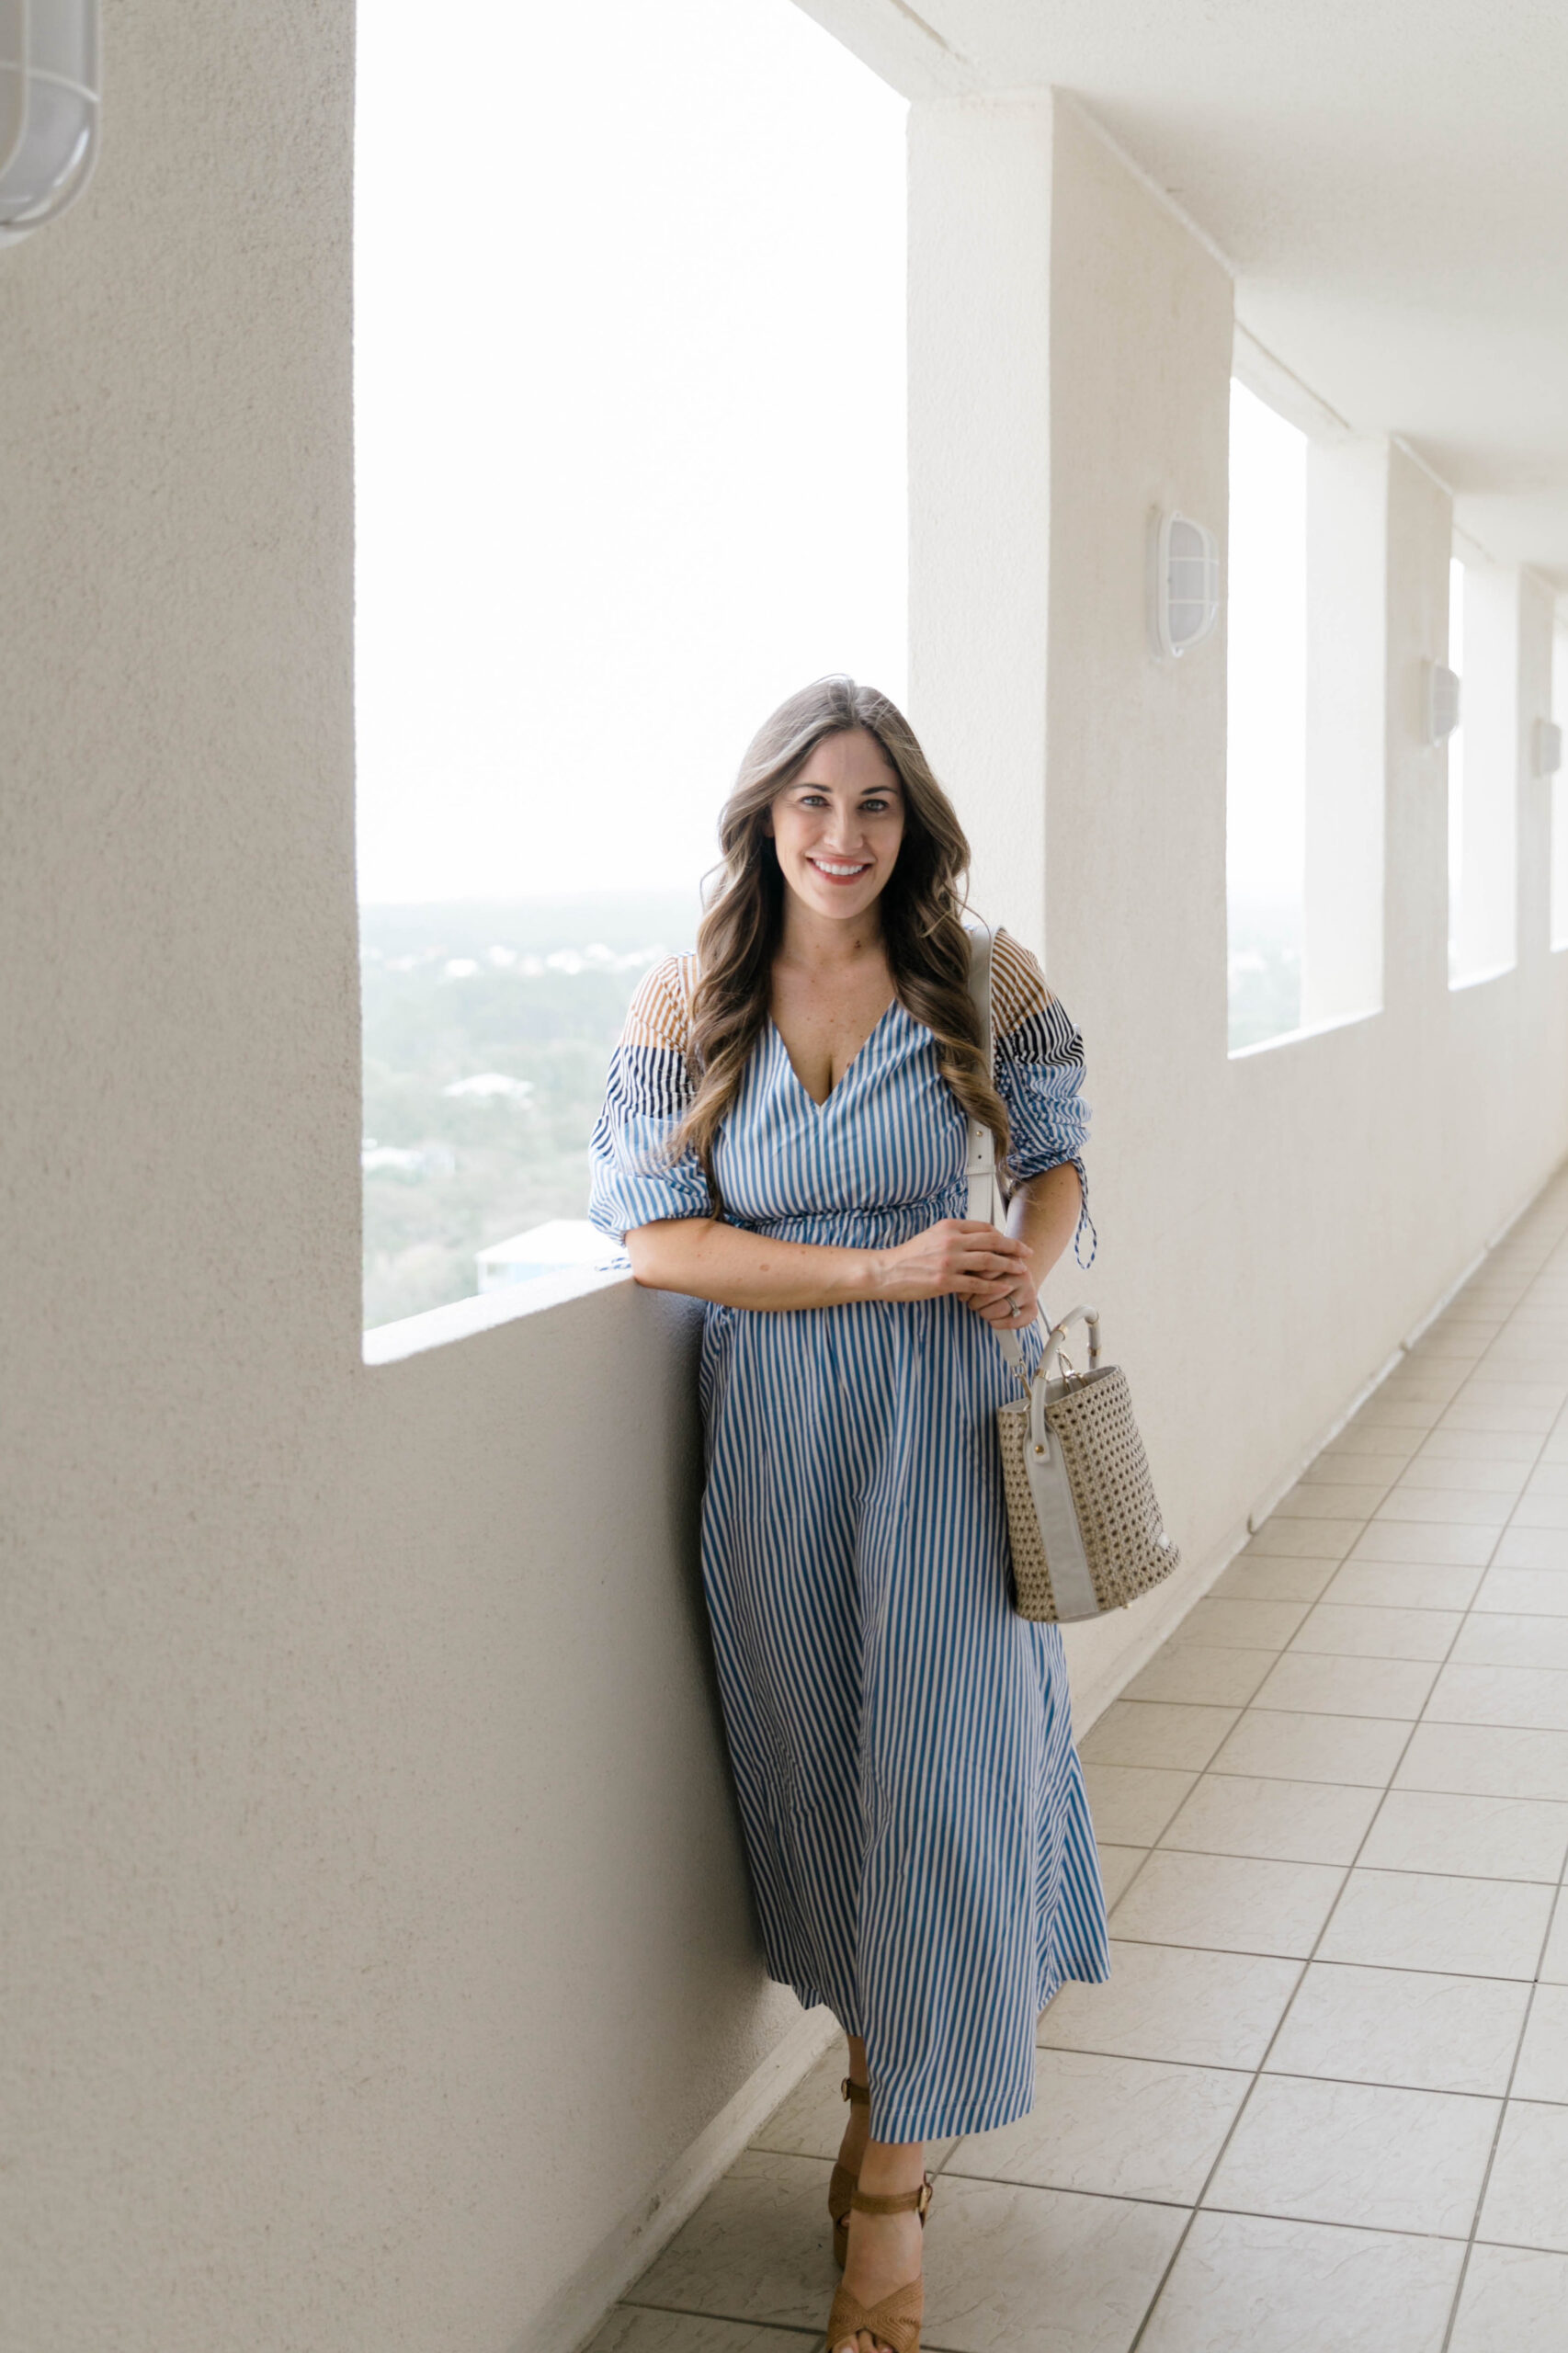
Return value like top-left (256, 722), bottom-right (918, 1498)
top-left (0, 9), bottom-right (809, 2350)
top-left (1455, 558), bottom-right (1524, 981)
top-left (1026, 98), bottom-right (1237, 1710)
top-left (1519, 573), bottom-right (1560, 961)
top-left (1381, 444), bottom-right (1453, 1021)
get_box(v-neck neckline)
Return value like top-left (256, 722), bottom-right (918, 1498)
top-left (769, 995), bottom-right (903, 1113)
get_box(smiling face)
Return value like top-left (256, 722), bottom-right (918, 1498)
top-left (766, 727), bottom-right (905, 926)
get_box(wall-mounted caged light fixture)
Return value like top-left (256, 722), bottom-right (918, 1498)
top-left (1424, 659), bottom-right (1461, 747)
top-left (1533, 717), bottom-right (1563, 780)
top-left (0, 0), bottom-right (99, 246)
top-left (1150, 512), bottom-right (1221, 660)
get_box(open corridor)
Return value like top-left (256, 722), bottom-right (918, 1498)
top-left (594, 1167), bottom-right (1568, 2353)
top-left (13, 6), bottom-right (1568, 2345)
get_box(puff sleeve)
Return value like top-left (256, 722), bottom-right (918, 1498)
top-left (587, 955), bottom-right (714, 1241)
top-left (992, 929), bottom-right (1096, 1268)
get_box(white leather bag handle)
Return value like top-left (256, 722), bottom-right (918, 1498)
top-left (962, 921), bottom-right (1002, 1227)
top-left (967, 926), bottom-right (1119, 1623)
top-left (965, 922), bottom-right (1101, 1393)
top-left (963, 921), bottom-right (1031, 1380)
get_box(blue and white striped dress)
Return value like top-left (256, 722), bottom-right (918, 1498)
top-left (588, 929), bottom-right (1110, 2143)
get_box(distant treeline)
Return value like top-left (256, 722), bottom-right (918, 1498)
top-left (360, 893), bottom-right (698, 1329)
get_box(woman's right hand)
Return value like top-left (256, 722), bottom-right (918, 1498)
top-left (871, 1219), bottom-right (1032, 1305)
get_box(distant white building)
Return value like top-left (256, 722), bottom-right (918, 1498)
top-left (442, 1072), bottom-right (535, 1102)
top-left (475, 1218), bottom-right (611, 1293)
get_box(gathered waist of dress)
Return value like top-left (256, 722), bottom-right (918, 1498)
top-left (729, 1187), bottom-right (968, 1250)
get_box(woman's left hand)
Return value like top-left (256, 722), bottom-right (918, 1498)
top-left (966, 1257), bottom-right (1040, 1332)
top-left (965, 1167), bottom-right (1080, 1335)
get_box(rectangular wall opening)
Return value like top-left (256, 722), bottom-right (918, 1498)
top-left (354, 0), bottom-right (907, 1332)
top-left (1227, 380), bottom-right (1386, 1055)
top-left (1226, 380), bottom-right (1307, 1051)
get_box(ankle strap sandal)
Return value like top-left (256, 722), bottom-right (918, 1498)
top-left (828, 2075), bottom-right (870, 2270)
top-left (824, 2178), bottom-right (935, 2353)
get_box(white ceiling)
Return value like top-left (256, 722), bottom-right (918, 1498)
top-left (799, 0), bottom-right (1568, 590)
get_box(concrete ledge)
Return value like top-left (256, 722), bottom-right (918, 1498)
top-left (362, 1264), bottom-right (631, 1365)
top-left (1226, 1001), bottom-right (1383, 1063)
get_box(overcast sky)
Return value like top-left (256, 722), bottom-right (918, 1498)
top-left (356, 1), bottom-right (1317, 922)
top-left (354, 0), bottom-right (907, 904)
top-left (1226, 379), bottom-right (1307, 913)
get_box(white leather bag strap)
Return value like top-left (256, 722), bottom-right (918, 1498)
top-left (964, 921), bottom-right (1029, 1379)
top-left (963, 921), bottom-right (1001, 1226)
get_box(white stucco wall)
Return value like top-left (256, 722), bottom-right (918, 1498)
top-left (1, 12), bottom-right (807, 2353)
top-left (910, 94), bottom-right (1568, 1722)
top-left (6, 24), bottom-right (1568, 2353)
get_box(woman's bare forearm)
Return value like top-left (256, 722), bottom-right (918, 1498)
top-left (624, 1209), bottom-right (1034, 1314)
top-left (625, 1216), bottom-right (879, 1311)
top-left (1008, 1162), bottom-right (1084, 1294)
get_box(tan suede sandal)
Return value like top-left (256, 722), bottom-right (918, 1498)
top-left (824, 2177), bottom-right (934, 2353)
top-left (828, 2075), bottom-right (869, 2268)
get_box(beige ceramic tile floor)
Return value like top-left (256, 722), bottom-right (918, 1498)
top-left (592, 1177), bottom-right (1568, 2352)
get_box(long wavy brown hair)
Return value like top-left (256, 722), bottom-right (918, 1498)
top-left (674, 675), bottom-right (1011, 1208)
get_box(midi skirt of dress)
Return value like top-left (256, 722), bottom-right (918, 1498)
top-left (589, 942), bottom-right (1110, 2144)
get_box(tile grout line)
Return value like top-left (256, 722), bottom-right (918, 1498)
top-left (1031, 2025), bottom-right (1530, 2087)
top-left (1324, 1256), bottom-right (1568, 2347)
top-left (1434, 1233), bottom-right (1568, 2347)
top-left (1093, 1688), bottom-right (1568, 1912)
top-left (605, 1215), bottom-right (1568, 2350)
top-left (1101, 1688), bottom-right (1568, 1734)
top-left (1105, 1225), bottom-right (1568, 2339)
top-left (1139, 1847), bottom-right (1567, 1894)
top-left (1119, 1239), bottom-right (1568, 2352)
top-left (1057, 1932), bottom-right (1554, 1980)
top-left (1120, 1676), bottom-right (1432, 2346)
top-left (1362, 1242), bottom-right (1568, 2342)
top-left (1437, 1891), bottom-right (1566, 2352)
top-left (1091, 1320), bottom-right (1568, 2258)
top-left (1044, 1222), bottom-right (1568, 2346)
top-left (617, 2206), bottom-right (1568, 2338)
top-left (929, 2170), bottom-right (1568, 2254)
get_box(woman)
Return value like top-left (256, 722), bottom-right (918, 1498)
top-left (588, 676), bottom-right (1108, 2353)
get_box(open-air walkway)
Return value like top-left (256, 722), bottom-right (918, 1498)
top-left (591, 1168), bottom-right (1568, 2352)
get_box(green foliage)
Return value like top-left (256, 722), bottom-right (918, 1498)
top-left (360, 893), bottom-right (697, 1327)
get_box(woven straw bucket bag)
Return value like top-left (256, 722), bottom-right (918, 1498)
top-left (966, 925), bottom-right (1181, 1623)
